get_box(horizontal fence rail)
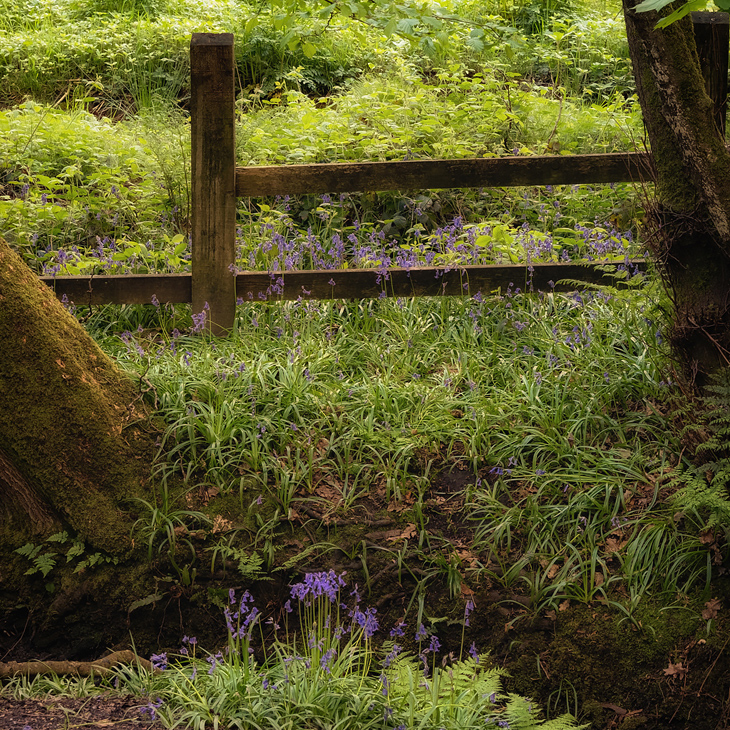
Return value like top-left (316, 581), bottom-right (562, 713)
top-left (39, 262), bottom-right (647, 307)
top-left (235, 152), bottom-right (655, 197)
top-left (36, 17), bottom-right (728, 332)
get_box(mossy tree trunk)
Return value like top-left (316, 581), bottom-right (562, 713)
top-left (0, 238), bottom-right (156, 556)
top-left (623, 2), bottom-right (730, 384)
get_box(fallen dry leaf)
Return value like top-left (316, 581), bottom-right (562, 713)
top-left (594, 572), bottom-right (604, 587)
top-left (604, 536), bottom-right (627, 554)
top-left (545, 564), bottom-right (559, 579)
top-left (387, 494), bottom-right (415, 513)
top-left (699, 530), bottom-right (715, 545)
top-left (456, 549), bottom-right (479, 568)
top-left (212, 515), bottom-right (233, 533)
top-left (558, 599), bottom-right (570, 612)
top-left (702, 598), bottom-right (722, 621)
top-left (386, 523), bottom-right (417, 541)
top-left (663, 661), bottom-right (687, 679)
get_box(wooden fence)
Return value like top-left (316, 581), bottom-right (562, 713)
top-left (39, 14), bottom-right (729, 335)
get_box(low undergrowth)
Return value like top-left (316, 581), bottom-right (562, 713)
top-left (3, 574), bottom-right (584, 730)
top-left (79, 276), bottom-right (719, 632)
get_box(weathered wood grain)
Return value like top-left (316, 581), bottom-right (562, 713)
top-left (190, 33), bottom-right (236, 334)
top-left (235, 153), bottom-right (656, 197)
top-left (38, 274), bottom-right (192, 305)
top-left (235, 261), bottom-right (648, 302)
top-left (37, 261), bottom-right (647, 306)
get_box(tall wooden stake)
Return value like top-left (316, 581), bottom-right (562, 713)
top-left (692, 12), bottom-right (729, 138)
top-left (190, 33), bottom-right (236, 335)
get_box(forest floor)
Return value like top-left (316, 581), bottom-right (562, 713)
top-left (0, 694), bottom-right (167, 730)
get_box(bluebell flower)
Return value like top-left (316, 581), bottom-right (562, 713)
top-left (320, 648), bottom-right (337, 672)
top-left (150, 653), bottom-right (167, 671)
top-left (353, 606), bottom-right (379, 638)
top-left (389, 620), bottom-right (406, 638)
top-left (139, 697), bottom-right (163, 721)
top-left (290, 570), bottom-right (346, 603)
top-left (428, 635), bottom-right (441, 654)
top-left (383, 643), bottom-right (402, 668)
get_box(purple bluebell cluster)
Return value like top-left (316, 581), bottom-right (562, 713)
top-left (190, 302), bottom-right (209, 334)
top-left (224, 589), bottom-right (260, 641)
top-left (206, 651), bottom-right (224, 674)
top-left (290, 569), bottom-right (347, 604)
top-left (179, 635), bottom-right (197, 656)
top-left (352, 606), bottom-right (379, 639)
top-left (139, 697), bottom-right (163, 721)
top-left (150, 652), bottom-right (167, 670)
top-left (464, 598), bottom-right (475, 627)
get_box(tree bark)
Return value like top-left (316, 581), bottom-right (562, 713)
top-left (623, 1), bottom-right (730, 384)
top-left (0, 237), bottom-right (156, 555)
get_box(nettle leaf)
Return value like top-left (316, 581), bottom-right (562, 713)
top-left (466, 36), bottom-right (484, 52)
top-left (655, 0), bottom-right (706, 27)
top-left (633, 0), bottom-right (673, 12)
top-left (397, 17), bottom-right (420, 35)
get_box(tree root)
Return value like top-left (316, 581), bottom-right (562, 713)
top-left (0, 650), bottom-right (159, 678)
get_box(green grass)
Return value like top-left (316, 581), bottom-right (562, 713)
top-left (81, 272), bottom-right (705, 622)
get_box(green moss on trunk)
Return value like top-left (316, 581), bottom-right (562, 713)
top-left (0, 237), bottom-right (156, 555)
top-left (623, 2), bottom-right (730, 383)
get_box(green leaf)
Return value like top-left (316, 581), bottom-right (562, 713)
top-left (15, 543), bottom-right (41, 559)
top-left (397, 17), bottom-right (419, 35)
top-left (128, 592), bottom-right (165, 613)
top-left (66, 541), bottom-right (85, 562)
top-left (46, 530), bottom-right (68, 542)
top-left (655, 0), bottom-right (706, 27)
top-left (633, 0), bottom-right (674, 12)
top-left (302, 41), bottom-right (317, 58)
top-left (33, 553), bottom-right (57, 578)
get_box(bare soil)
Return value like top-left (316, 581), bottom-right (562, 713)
top-left (0, 694), bottom-right (167, 730)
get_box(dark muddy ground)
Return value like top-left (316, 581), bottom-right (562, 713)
top-left (0, 694), bottom-right (167, 730)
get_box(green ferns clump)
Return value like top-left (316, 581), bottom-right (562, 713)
top-left (673, 372), bottom-right (730, 528)
top-left (386, 653), bottom-right (582, 730)
top-left (14, 530), bottom-right (119, 580)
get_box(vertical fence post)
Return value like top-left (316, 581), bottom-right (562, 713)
top-left (692, 12), bottom-right (729, 138)
top-left (190, 33), bottom-right (236, 336)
